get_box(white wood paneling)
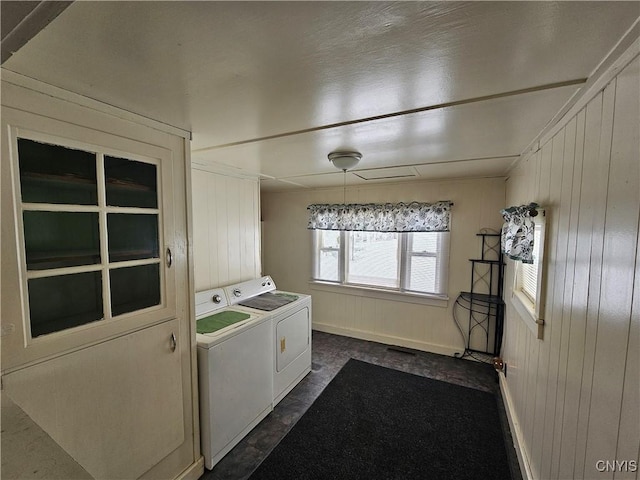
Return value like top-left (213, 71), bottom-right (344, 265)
top-left (191, 168), bottom-right (261, 291)
top-left (262, 177), bottom-right (506, 356)
top-left (502, 56), bottom-right (640, 480)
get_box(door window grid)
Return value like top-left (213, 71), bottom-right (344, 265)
top-left (15, 135), bottom-right (165, 339)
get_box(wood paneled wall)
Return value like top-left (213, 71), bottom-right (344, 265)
top-left (261, 177), bottom-right (506, 356)
top-left (502, 56), bottom-right (639, 479)
top-left (191, 169), bottom-right (261, 291)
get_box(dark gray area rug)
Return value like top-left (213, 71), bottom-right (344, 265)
top-left (249, 358), bottom-right (512, 480)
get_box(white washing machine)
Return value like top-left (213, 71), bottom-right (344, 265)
top-left (224, 276), bottom-right (312, 406)
top-left (195, 288), bottom-right (273, 470)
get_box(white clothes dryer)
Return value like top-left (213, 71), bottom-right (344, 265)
top-left (224, 276), bottom-right (312, 406)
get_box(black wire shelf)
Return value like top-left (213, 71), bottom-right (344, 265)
top-left (453, 231), bottom-right (505, 362)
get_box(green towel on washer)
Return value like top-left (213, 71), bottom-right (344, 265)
top-left (197, 311), bottom-right (251, 334)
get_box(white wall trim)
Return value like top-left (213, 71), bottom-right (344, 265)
top-left (499, 371), bottom-right (534, 480)
top-left (313, 323), bottom-right (461, 357)
top-left (0, 69), bottom-right (192, 139)
top-left (191, 161), bottom-right (260, 180)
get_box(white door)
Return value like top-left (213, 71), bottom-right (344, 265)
top-left (3, 318), bottom-right (184, 480)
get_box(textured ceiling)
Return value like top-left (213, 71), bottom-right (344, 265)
top-left (3, 1), bottom-right (639, 190)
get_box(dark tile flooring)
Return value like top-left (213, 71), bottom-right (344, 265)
top-left (199, 331), bottom-right (523, 480)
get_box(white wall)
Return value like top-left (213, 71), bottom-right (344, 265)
top-left (262, 177), bottom-right (506, 356)
top-left (191, 168), bottom-right (261, 291)
top-left (502, 56), bottom-right (639, 479)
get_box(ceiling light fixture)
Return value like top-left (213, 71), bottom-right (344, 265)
top-left (328, 151), bottom-right (362, 208)
top-left (328, 151), bottom-right (362, 172)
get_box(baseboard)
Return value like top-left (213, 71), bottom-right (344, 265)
top-left (498, 371), bottom-right (533, 480)
top-left (312, 323), bottom-right (461, 357)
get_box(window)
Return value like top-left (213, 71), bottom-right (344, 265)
top-left (511, 212), bottom-right (546, 333)
top-left (16, 136), bottom-right (165, 339)
top-left (517, 222), bottom-right (542, 303)
top-left (313, 230), bottom-right (449, 297)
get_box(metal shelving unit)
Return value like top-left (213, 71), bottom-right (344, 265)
top-left (454, 232), bottom-right (504, 361)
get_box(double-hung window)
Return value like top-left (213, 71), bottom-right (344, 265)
top-left (309, 201), bottom-right (452, 298)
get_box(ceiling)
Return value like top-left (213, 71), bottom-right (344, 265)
top-left (2, 1), bottom-right (639, 191)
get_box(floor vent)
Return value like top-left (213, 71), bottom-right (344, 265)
top-left (387, 346), bottom-right (416, 355)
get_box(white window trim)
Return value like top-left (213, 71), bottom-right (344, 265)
top-left (311, 230), bottom-right (450, 306)
top-left (510, 210), bottom-right (546, 340)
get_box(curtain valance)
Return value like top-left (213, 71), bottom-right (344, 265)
top-left (307, 201), bottom-right (452, 232)
top-left (500, 202), bottom-right (539, 263)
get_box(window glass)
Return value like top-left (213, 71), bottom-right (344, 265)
top-left (347, 232), bottom-right (399, 288)
top-left (408, 256), bottom-right (437, 293)
top-left (412, 232), bottom-right (438, 253)
top-left (28, 272), bottom-right (103, 337)
top-left (23, 211), bottom-right (100, 270)
top-left (18, 139), bottom-right (97, 205)
top-left (107, 213), bottom-right (159, 262)
top-left (315, 230), bottom-right (340, 282)
top-left (519, 224), bottom-right (542, 301)
top-left (105, 156), bottom-right (158, 208)
top-left (110, 264), bottom-right (161, 316)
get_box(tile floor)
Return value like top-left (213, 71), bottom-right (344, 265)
top-left (199, 331), bottom-right (522, 480)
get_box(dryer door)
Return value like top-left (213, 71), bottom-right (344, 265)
top-left (276, 307), bottom-right (309, 372)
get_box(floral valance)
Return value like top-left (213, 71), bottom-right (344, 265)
top-left (500, 202), bottom-right (539, 263)
top-left (307, 201), bottom-right (452, 232)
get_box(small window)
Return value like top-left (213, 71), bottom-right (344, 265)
top-left (313, 230), bottom-right (449, 297)
top-left (518, 222), bottom-right (542, 302)
top-left (514, 213), bottom-right (545, 319)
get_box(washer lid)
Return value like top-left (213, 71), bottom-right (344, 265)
top-left (197, 310), bottom-right (251, 334)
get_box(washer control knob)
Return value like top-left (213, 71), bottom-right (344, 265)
top-left (212, 294), bottom-right (222, 304)
top-left (233, 288), bottom-right (242, 297)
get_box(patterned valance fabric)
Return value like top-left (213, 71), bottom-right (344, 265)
top-left (307, 201), bottom-right (452, 232)
top-left (500, 202), bottom-right (539, 263)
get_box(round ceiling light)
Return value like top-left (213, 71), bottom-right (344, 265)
top-left (328, 151), bottom-right (362, 171)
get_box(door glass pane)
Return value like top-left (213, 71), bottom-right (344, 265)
top-left (18, 138), bottom-right (97, 205)
top-left (28, 271), bottom-right (103, 337)
top-left (347, 232), bottom-right (399, 288)
top-left (110, 264), bottom-right (160, 316)
top-left (107, 214), bottom-right (159, 262)
top-left (23, 211), bottom-right (100, 270)
top-left (105, 156), bottom-right (158, 208)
